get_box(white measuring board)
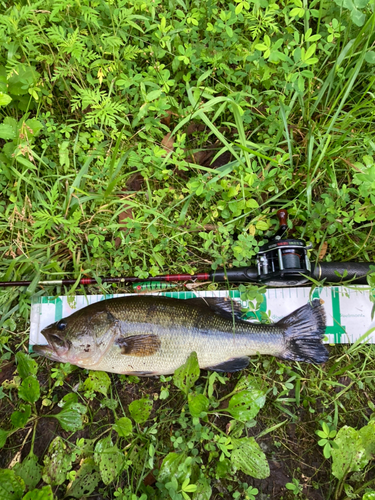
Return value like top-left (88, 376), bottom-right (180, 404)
top-left (29, 286), bottom-right (375, 349)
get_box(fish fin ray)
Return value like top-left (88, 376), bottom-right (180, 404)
top-left (122, 371), bottom-right (157, 376)
top-left (277, 299), bottom-right (328, 363)
top-left (186, 297), bottom-right (245, 321)
top-left (205, 357), bottom-right (249, 372)
top-left (116, 334), bottom-right (161, 356)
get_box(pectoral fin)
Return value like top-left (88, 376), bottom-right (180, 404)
top-left (115, 334), bottom-right (161, 356)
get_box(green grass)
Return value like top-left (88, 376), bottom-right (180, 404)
top-left (1, 0), bottom-right (375, 498)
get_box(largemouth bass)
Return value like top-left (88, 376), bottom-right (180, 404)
top-left (33, 296), bottom-right (328, 375)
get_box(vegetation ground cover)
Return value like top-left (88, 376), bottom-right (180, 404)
top-left (1, 0), bottom-right (375, 498)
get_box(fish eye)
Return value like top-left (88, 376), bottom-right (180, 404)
top-left (50, 334), bottom-right (65, 347)
top-left (57, 320), bottom-right (67, 331)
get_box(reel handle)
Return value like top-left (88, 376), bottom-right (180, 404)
top-left (277, 209), bottom-right (288, 231)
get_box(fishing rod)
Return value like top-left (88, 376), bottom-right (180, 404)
top-left (1, 210), bottom-right (373, 289)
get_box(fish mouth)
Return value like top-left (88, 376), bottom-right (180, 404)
top-left (33, 344), bottom-right (64, 362)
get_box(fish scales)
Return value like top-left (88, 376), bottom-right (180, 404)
top-left (33, 296), bottom-right (328, 375)
top-left (103, 298), bottom-right (284, 374)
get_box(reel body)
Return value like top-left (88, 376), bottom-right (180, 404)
top-left (256, 238), bottom-right (312, 286)
top-left (253, 209), bottom-right (312, 286)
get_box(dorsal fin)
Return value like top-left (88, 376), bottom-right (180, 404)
top-left (186, 297), bottom-right (245, 321)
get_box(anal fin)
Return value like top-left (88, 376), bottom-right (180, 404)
top-left (205, 357), bottom-right (249, 373)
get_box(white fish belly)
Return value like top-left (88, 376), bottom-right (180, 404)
top-left (91, 329), bottom-right (285, 375)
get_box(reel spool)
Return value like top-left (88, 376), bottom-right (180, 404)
top-left (256, 210), bottom-right (312, 286)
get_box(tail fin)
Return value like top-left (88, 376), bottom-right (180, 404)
top-left (276, 299), bottom-right (328, 363)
